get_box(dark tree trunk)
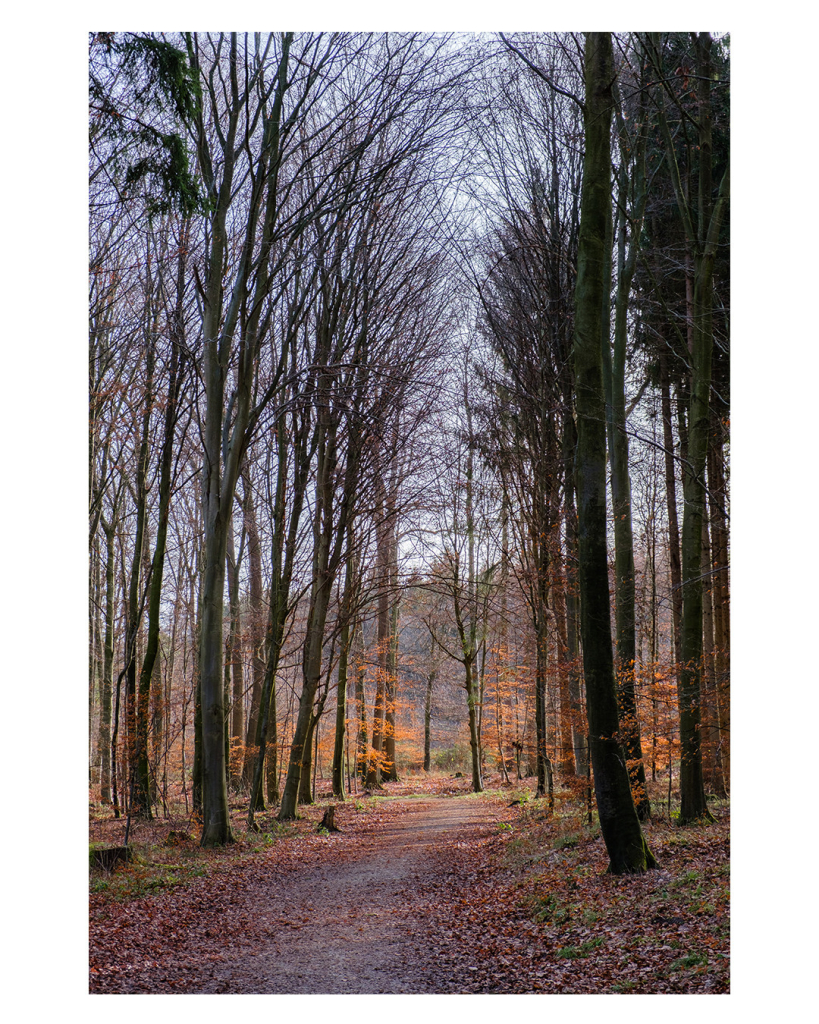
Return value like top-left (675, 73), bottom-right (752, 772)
top-left (241, 464), bottom-right (266, 791)
top-left (332, 527), bottom-right (357, 799)
top-left (332, 620), bottom-right (351, 801)
top-left (383, 595), bottom-right (400, 783)
top-left (367, 491), bottom-right (392, 789)
top-left (423, 667), bottom-right (435, 773)
top-left (136, 308), bottom-right (185, 819)
top-left (573, 31), bottom-right (655, 874)
top-left (354, 624), bottom-right (368, 782)
top-left (653, 32), bottom-right (729, 825)
top-left (98, 514), bottom-right (117, 804)
top-left (279, 399), bottom-right (357, 819)
top-left (128, 315), bottom-right (156, 821)
top-left (659, 347), bottom-right (684, 670)
top-left (226, 516), bottom-right (244, 793)
top-left (562, 414), bottom-right (588, 780)
top-left (605, 97), bottom-right (650, 820)
top-left (708, 410), bottom-right (730, 793)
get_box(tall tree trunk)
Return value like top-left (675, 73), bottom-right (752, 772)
top-left (247, 397), bottom-right (314, 826)
top-left (191, 534), bottom-right (203, 816)
top-left (464, 657), bottom-right (483, 794)
top-left (604, 105), bottom-right (650, 820)
top-left (279, 407), bottom-right (354, 819)
top-left (659, 347), bottom-right (683, 670)
top-left (127, 309), bottom-right (156, 820)
top-left (90, 533), bottom-right (103, 787)
top-left (549, 469), bottom-right (576, 779)
top-left (241, 464), bottom-right (265, 789)
top-left (354, 623), bottom-right (368, 782)
top-left (423, 665), bottom-right (435, 773)
top-left (464, 403), bottom-right (483, 793)
top-left (332, 527), bottom-right (357, 799)
top-left (573, 31), bottom-right (655, 873)
top-left (383, 584), bottom-right (400, 783)
top-left (657, 33), bottom-right (729, 825)
top-left (150, 650), bottom-right (164, 809)
top-left (534, 616), bottom-right (551, 807)
top-left (98, 514), bottom-right (117, 803)
top-left (700, 511), bottom-right (723, 795)
top-left (708, 410), bottom-right (730, 793)
top-left (562, 412), bottom-right (588, 779)
top-left (299, 715), bottom-right (317, 805)
top-left (136, 308), bottom-right (185, 818)
top-left (367, 485), bottom-right (392, 789)
top-left (366, 572), bottom-right (388, 788)
top-left (332, 619), bottom-right (351, 800)
top-left (226, 517), bottom-right (244, 792)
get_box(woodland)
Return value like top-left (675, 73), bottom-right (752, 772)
top-left (88, 31), bottom-right (730, 995)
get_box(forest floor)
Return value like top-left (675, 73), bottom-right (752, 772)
top-left (89, 773), bottom-right (729, 994)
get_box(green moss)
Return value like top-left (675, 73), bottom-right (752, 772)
top-left (670, 951), bottom-right (708, 971)
top-left (557, 937), bottom-right (605, 959)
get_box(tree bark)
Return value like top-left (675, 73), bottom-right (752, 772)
top-left (354, 623), bottom-right (368, 782)
top-left (279, 390), bottom-right (358, 818)
top-left (367, 483), bottom-right (392, 789)
top-left (332, 527), bottom-right (358, 799)
top-left (226, 515), bottom-right (244, 792)
top-left (423, 665), bottom-right (436, 773)
top-left (98, 514), bottom-right (118, 803)
top-left (604, 89), bottom-right (650, 820)
top-left (659, 347), bottom-right (684, 670)
top-left (241, 463), bottom-right (265, 790)
top-left (573, 31), bottom-right (655, 873)
top-left (383, 548), bottom-right (400, 783)
top-left (708, 412), bottom-right (730, 793)
top-left (136, 287), bottom-right (186, 818)
top-left (650, 31), bottom-right (729, 824)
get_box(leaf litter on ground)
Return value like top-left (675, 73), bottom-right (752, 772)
top-left (89, 773), bottom-right (728, 993)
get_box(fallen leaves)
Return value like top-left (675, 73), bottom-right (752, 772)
top-left (89, 775), bottom-right (728, 993)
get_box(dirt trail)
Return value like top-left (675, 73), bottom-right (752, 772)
top-left (197, 796), bottom-right (499, 994)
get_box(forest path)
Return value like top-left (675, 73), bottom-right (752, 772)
top-left (91, 786), bottom-right (731, 994)
top-left (201, 795), bottom-right (502, 994)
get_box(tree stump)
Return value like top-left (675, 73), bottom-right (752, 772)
top-left (90, 845), bottom-right (133, 872)
top-left (166, 830), bottom-right (193, 846)
top-left (318, 805), bottom-right (341, 833)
